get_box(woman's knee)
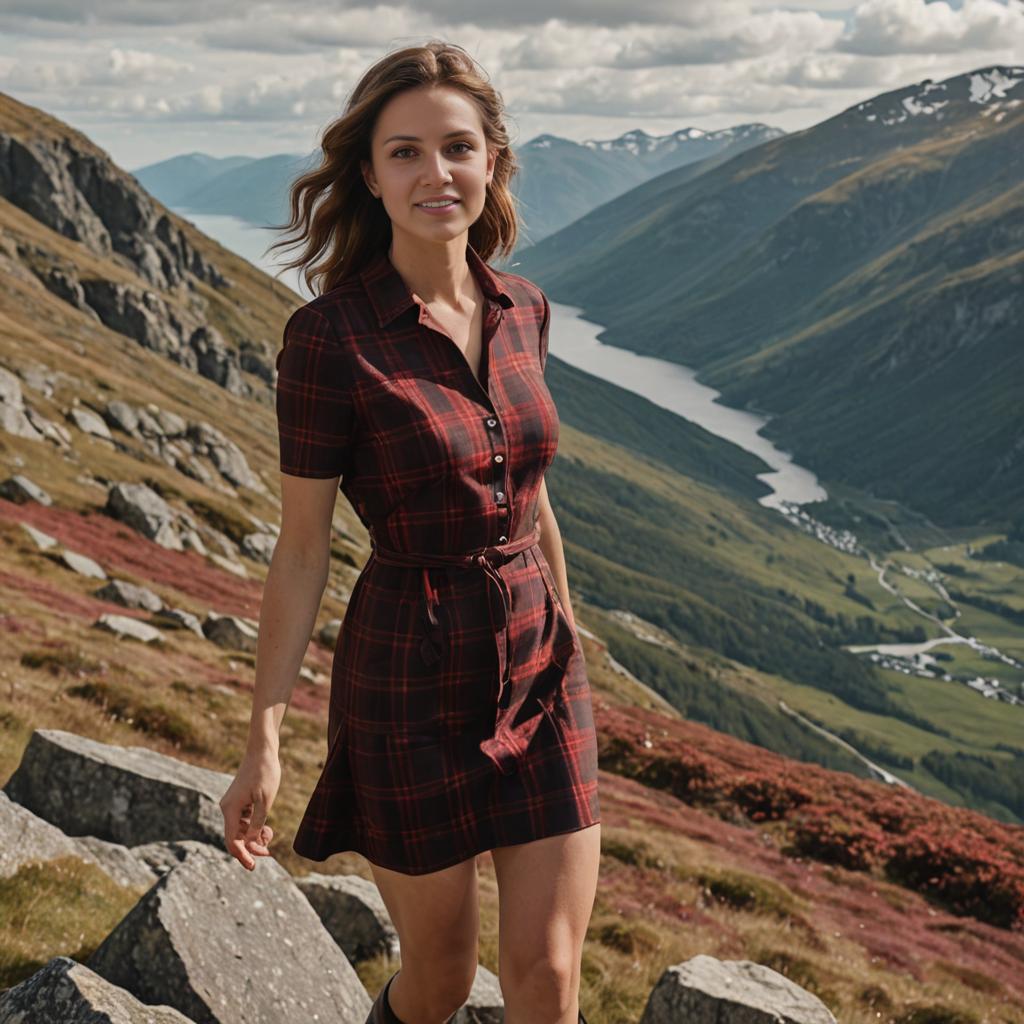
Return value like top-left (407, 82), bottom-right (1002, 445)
top-left (499, 949), bottom-right (576, 1016)
top-left (395, 954), bottom-right (477, 1017)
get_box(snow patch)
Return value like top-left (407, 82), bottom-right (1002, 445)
top-left (969, 68), bottom-right (1023, 104)
top-left (902, 94), bottom-right (948, 116)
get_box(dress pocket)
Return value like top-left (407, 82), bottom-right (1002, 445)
top-left (531, 549), bottom-right (578, 670)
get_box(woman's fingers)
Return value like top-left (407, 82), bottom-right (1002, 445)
top-left (245, 823), bottom-right (275, 856)
top-left (221, 792), bottom-right (272, 870)
top-left (219, 753), bottom-right (281, 871)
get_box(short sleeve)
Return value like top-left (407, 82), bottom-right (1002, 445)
top-left (538, 289), bottom-right (551, 373)
top-left (275, 304), bottom-right (354, 479)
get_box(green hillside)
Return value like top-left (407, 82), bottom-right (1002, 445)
top-left (514, 64), bottom-right (1024, 529)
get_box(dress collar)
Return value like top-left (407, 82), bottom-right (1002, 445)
top-left (360, 242), bottom-right (515, 327)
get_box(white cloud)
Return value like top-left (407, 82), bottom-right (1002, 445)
top-left (839, 0), bottom-right (1024, 55)
top-left (0, 1), bottom-right (1021, 167)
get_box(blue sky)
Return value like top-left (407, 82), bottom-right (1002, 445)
top-left (0, 0), bottom-right (1019, 169)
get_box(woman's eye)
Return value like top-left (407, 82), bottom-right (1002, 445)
top-left (392, 142), bottom-right (473, 159)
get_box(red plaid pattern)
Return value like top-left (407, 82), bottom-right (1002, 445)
top-left (277, 243), bottom-right (600, 874)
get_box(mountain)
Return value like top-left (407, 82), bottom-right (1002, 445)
top-left (132, 123), bottom-right (783, 242)
top-left (514, 124), bottom-right (785, 243)
top-left (2, 87), bottom-right (1024, 1020)
top-left (150, 152), bottom-right (317, 229)
top-left (512, 64), bottom-right (1024, 530)
top-left (130, 152), bottom-right (256, 208)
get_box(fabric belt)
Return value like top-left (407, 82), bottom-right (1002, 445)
top-left (367, 526), bottom-right (542, 719)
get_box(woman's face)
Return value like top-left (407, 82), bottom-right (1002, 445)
top-left (362, 84), bottom-right (497, 248)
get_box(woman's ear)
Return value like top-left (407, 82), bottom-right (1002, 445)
top-left (360, 159), bottom-right (378, 198)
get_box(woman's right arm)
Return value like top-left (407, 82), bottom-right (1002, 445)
top-left (220, 472), bottom-right (339, 870)
top-left (222, 302), bottom-right (353, 869)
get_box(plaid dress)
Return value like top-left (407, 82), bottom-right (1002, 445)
top-left (276, 243), bottom-right (600, 875)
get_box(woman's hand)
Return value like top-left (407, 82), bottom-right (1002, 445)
top-left (220, 745), bottom-right (281, 871)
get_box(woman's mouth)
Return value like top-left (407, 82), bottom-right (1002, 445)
top-left (415, 199), bottom-right (461, 215)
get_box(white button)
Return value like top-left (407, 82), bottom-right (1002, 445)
top-left (486, 418), bottom-right (497, 428)
top-left (496, 491), bottom-right (505, 500)
top-left (498, 535), bottom-right (508, 543)
top-left (494, 454), bottom-right (504, 463)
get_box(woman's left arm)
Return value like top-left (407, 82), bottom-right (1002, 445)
top-left (535, 476), bottom-right (576, 631)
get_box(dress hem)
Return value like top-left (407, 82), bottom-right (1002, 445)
top-left (291, 815), bottom-right (601, 876)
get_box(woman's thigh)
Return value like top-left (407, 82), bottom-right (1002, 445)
top-left (368, 854), bottom-right (481, 966)
top-left (490, 823), bottom-right (601, 981)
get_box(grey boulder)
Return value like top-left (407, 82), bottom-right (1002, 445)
top-left (3, 728), bottom-right (231, 847)
top-left (0, 956), bottom-right (192, 1023)
top-left (640, 954), bottom-right (837, 1024)
top-left (87, 843), bottom-right (372, 1024)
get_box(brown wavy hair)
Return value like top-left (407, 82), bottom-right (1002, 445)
top-left (266, 39), bottom-right (522, 297)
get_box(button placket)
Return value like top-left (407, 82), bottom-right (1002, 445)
top-left (485, 414), bottom-right (509, 542)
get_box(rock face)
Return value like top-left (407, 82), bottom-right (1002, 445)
top-left (0, 131), bottom-right (224, 291)
top-left (86, 843), bottom-right (373, 1024)
top-left (2, 728), bottom-right (231, 847)
top-left (0, 956), bottom-right (193, 1023)
top-left (0, 120), bottom-right (282, 402)
top-left (640, 954), bottom-right (838, 1024)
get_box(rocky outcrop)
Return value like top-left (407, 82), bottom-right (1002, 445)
top-left (94, 579), bottom-right (165, 613)
top-left (0, 121), bottom-right (286, 402)
top-left (76, 280), bottom-right (254, 395)
top-left (98, 404), bottom-right (267, 496)
top-left (0, 131), bottom-right (224, 291)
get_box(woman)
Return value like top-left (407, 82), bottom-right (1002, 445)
top-left (220, 40), bottom-right (601, 1024)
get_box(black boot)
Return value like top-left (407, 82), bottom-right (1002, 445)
top-left (366, 970), bottom-right (405, 1024)
top-left (365, 968), bottom-right (464, 1023)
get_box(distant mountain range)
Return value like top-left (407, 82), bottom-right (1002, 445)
top-left (514, 64), bottom-right (1024, 529)
top-left (132, 122), bottom-right (784, 244)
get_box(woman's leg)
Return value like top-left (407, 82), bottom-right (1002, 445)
top-left (367, 855), bottom-right (481, 1023)
top-left (490, 822), bottom-right (601, 1024)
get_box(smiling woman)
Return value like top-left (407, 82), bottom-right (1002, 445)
top-left (263, 43), bottom-right (521, 298)
top-left (221, 39), bottom-right (600, 1024)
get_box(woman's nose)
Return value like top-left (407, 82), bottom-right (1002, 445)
top-left (421, 152), bottom-right (453, 184)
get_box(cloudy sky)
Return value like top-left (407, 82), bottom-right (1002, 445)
top-left (1, 0), bottom-right (1022, 171)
